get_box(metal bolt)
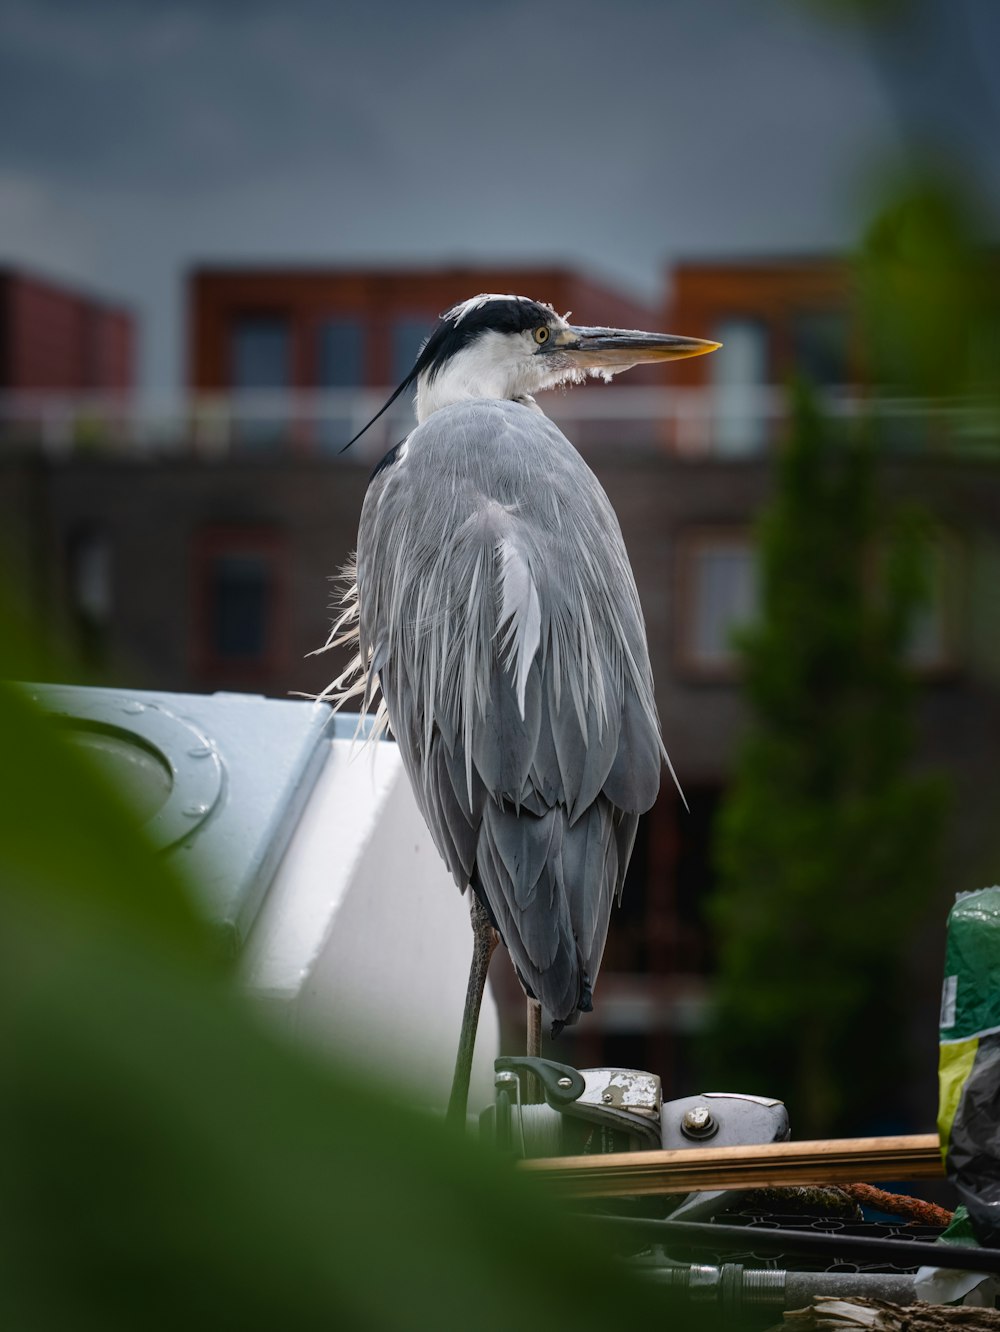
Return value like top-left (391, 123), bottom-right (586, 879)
top-left (681, 1104), bottom-right (717, 1139)
top-left (495, 1071), bottom-right (518, 1086)
top-left (557, 1076), bottom-right (573, 1088)
top-left (602, 1091), bottom-right (613, 1104)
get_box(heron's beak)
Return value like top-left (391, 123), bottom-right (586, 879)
top-left (548, 323), bottom-right (720, 370)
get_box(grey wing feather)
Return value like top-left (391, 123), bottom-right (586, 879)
top-left (352, 399), bottom-right (665, 1029)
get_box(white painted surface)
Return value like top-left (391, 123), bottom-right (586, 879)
top-left (241, 736), bottom-right (499, 1114)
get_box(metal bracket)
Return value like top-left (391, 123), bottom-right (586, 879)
top-left (494, 1056), bottom-right (586, 1108)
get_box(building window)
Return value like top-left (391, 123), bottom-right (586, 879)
top-left (678, 531), bottom-right (759, 673)
top-left (902, 537), bottom-right (959, 674)
top-left (193, 527), bottom-right (286, 682)
top-left (317, 318), bottom-right (365, 388)
top-left (68, 526), bottom-right (113, 667)
top-left (709, 318), bottom-right (769, 456)
top-left (230, 316), bottom-right (291, 450)
top-left (211, 553), bottom-right (269, 660)
top-left (677, 531), bottom-right (956, 678)
top-left (790, 308), bottom-right (851, 388)
top-left (316, 318), bottom-right (366, 451)
top-left (230, 316), bottom-right (291, 388)
top-left (391, 316), bottom-right (430, 384)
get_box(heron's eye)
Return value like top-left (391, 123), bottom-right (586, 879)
top-left (533, 326), bottom-right (550, 345)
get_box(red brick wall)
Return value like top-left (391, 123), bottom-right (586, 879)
top-left (188, 266), bottom-right (663, 391)
top-left (1, 271), bottom-right (134, 391)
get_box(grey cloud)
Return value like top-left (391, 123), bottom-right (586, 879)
top-left (0, 0), bottom-right (997, 390)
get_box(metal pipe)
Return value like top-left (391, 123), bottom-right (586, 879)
top-left (588, 1215), bottom-right (1000, 1276)
top-left (634, 1262), bottom-right (916, 1311)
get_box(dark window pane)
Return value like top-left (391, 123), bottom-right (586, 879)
top-left (603, 815), bottom-right (650, 972)
top-left (791, 309), bottom-right (850, 386)
top-left (673, 785), bottom-right (721, 975)
top-left (68, 526), bottom-right (112, 667)
top-left (69, 528), bottom-right (112, 623)
top-left (691, 541), bottom-right (758, 664)
top-left (391, 317), bottom-right (429, 383)
top-left (231, 318), bottom-right (290, 388)
top-left (318, 319), bottom-right (365, 387)
top-left (904, 541), bottom-right (952, 670)
top-left (317, 319), bottom-right (366, 450)
top-left (230, 317), bottom-right (290, 449)
top-left (211, 553), bottom-right (269, 659)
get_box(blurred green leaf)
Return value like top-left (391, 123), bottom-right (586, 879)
top-left (857, 175), bottom-right (1000, 401)
top-left (0, 620), bottom-right (694, 1329)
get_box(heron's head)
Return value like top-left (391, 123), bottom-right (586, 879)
top-left (412, 293), bottom-right (720, 422)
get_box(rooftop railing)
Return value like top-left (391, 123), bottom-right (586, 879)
top-left (1, 386), bottom-right (996, 461)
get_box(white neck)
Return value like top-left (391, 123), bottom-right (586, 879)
top-left (415, 332), bottom-right (546, 424)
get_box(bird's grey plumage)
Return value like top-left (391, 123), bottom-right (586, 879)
top-left (317, 294), bottom-right (719, 1049)
top-left (352, 398), bottom-right (663, 1030)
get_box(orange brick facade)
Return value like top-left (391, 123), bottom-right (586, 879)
top-left (188, 265), bottom-right (665, 391)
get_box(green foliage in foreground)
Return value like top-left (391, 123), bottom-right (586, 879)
top-left (704, 389), bottom-right (948, 1138)
top-left (0, 653), bottom-right (696, 1329)
top-left (858, 174), bottom-right (1000, 407)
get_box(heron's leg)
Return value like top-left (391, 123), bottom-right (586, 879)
top-left (527, 998), bottom-right (542, 1057)
top-left (525, 998), bottom-right (543, 1103)
top-left (446, 892), bottom-right (498, 1131)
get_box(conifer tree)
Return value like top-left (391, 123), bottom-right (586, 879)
top-left (706, 389), bottom-right (947, 1136)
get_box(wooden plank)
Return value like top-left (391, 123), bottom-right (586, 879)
top-left (519, 1134), bottom-right (944, 1198)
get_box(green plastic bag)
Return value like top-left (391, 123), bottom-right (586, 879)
top-left (939, 886), bottom-right (1000, 1245)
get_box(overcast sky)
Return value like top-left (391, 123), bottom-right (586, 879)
top-left (2, 0), bottom-right (998, 393)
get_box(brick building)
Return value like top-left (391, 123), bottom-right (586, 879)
top-left (185, 265), bottom-right (669, 459)
top-left (0, 267), bottom-right (133, 392)
top-left (188, 264), bottom-right (662, 394)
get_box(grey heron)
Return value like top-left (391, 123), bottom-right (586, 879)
top-left (319, 294), bottom-right (719, 1125)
